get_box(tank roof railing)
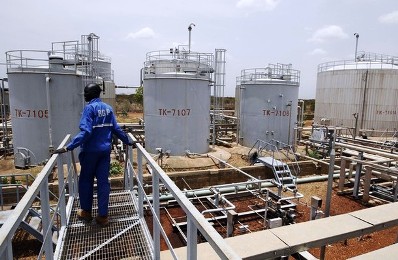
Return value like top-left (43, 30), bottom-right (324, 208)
top-left (318, 51), bottom-right (398, 72)
top-left (145, 49), bottom-right (214, 68)
top-left (237, 64), bottom-right (300, 85)
top-left (6, 50), bottom-right (54, 70)
top-left (51, 41), bottom-right (111, 64)
top-left (144, 49), bottom-right (214, 79)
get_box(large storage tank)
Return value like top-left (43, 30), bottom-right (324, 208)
top-left (143, 48), bottom-right (214, 155)
top-left (314, 52), bottom-right (398, 134)
top-left (7, 65), bottom-right (83, 164)
top-left (236, 64), bottom-right (300, 147)
top-left (6, 33), bottom-right (113, 166)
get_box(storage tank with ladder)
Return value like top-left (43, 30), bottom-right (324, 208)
top-left (6, 33), bottom-right (112, 166)
top-left (235, 64), bottom-right (300, 148)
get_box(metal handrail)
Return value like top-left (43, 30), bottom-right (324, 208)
top-left (126, 133), bottom-right (241, 259)
top-left (318, 51), bottom-right (398, 72)
top-left (0, 135), bottom-right (78, 260)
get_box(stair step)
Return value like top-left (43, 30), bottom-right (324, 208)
top-left (29, 216), bottom-right (41, 230)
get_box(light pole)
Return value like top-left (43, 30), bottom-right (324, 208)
top-left (354, 33), bottom-right (359, 61)
top-left (188, 23), bottom-right (195, 53)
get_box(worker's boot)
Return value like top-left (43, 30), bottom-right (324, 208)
top-left (77, 209), bottom-right (93, 222)
top-left (96, 215), bottom-right (109, 227)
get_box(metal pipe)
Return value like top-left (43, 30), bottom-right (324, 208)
top-left (1, 78), bottom-right (8, 155)
top-left (201, 197), bottom-right (235, 214)
top-left (360, 70), bottom-right (369, 131)
top-left (287, 100), bottom-right (292, 145)
top-left (45, 75), bottom-right (54, 152)
top-left (152, 173), bottom-right (347, 202)
top-left (336, 141), bottom-right (398, 160)
top-left (206, 153), bottom-right (259, 181)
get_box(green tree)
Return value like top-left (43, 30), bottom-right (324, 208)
top-left (133, 86), bottom-right (143, 105)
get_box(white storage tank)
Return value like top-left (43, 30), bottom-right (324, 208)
top-left (314, 52), bottom-right (398, 134)
top-left (7, 53), bottom-right (84, 165)
top-left (143, 48), bottom-right (214, 155)
top-left (6, 34), bottom-right (113, 166)
top-left (236, 64), bottom-right (300, 147)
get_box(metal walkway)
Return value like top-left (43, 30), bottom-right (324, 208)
top-left (59, 190), bottom-right (153, 260)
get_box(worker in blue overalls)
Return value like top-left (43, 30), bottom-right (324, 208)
top-left (54, 83), bottom-right (133, 226)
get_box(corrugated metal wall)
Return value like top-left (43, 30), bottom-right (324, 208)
top-left (314, 68), bottom-right (398, 132)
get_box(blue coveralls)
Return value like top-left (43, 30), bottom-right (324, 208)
top-left (67, 98), bottom-right (130, 217)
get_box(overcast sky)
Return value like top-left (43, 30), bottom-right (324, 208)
top-left (1, 0), bottom-right (397, 98)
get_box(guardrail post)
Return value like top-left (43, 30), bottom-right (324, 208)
top-left (0, 185), bottom-right (3, 211)
top-left (129, 145), bottom-right (134, 191)
top-left (338, 158), bottom-right (347, 192)
top-left (69, 150), bottom-right (79, 197)
top-left (57, 155), bottom-right (67, 227)
top-left (187, 218), bottom-right (198, 260)
top-left (137, 151), bottom-right (144, 218)
top-left (66, 152), bottom-right (74, 197)
top-left (1, 238), bottom-right (13, 260)
top-left (153, 169), bottom-right (160, 259)
top-left (124, 147), bottom-right (128, 190)
top-left (40, 178), bottom-right (54, 260)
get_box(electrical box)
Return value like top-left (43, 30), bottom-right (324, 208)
top-left (268, 217), bottom-right (282, 229)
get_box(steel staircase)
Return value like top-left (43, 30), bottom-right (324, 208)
top-left (255, 156), bottom-right (296, 188)
top-left (248, 139), bottom-right (299, 189)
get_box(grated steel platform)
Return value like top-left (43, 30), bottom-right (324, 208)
top-left (59, 190), bottom-right (153, 260)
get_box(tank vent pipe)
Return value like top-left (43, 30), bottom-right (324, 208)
top-left (45, 75), bottom-right (54, 152)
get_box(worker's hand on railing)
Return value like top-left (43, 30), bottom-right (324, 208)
top-left (53, 146), bottom-right (68, 154)
top-left (128, 141), bottom-right (142, 148)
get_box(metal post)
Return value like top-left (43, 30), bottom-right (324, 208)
top-left (227, 210), bottom-right (237, 237)
top-left (187, 218), bottom-right (198, 259)
top-left (363, 167), bottom-right (372, 203)
top-left (0, 185), bottom-right (3, 210)
top-left (5, 240), bottom-right (13, 260)
top-left (129, 145), bottom-right (134, 191)
top-left (137, 151), bottom-right (144, 218)
top-left (338, 159), bottom-right (347, 192)
top-left (71, 151), bottom-right (79, 197)
top-left (394, 179), bottom-right (398, 202)
top-left (40, 178), bottom-right (54, 260)
top-left (66, 152), bottom-right (73, 197)
top-left (353, 152), bottom-right (364, 198)
top-left (123, 145), bottom-right (130, 190)
top-left (57, 155), bottom-right (67, 227)
top-left (153, 170), bottom-right (160, 260)
top-left (321, 129), bottom-right (335, 260)
top-left (353, 113), bottom-right (359, 139)
top-left (324, 131), bottom-right (335, 217)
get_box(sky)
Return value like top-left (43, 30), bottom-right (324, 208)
top-left (1, 0), bottom-right (397, 98)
